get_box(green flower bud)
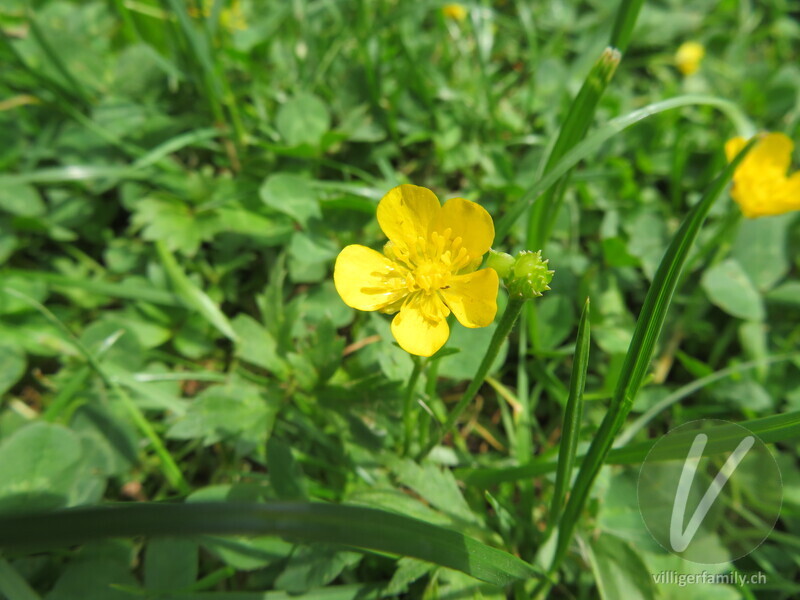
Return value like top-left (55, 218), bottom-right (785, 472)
top-left (485, 249), bottom-right (515, 279)
top-left (506, 250), bottom-right (554, 300)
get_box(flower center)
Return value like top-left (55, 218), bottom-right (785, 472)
top-left (388, 228), bottom-right (474, 296)
top-left (406, 260), bottom-right (451, 294)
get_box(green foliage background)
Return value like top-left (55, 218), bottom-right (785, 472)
top-left (0, 0), bottom-right (799, 597)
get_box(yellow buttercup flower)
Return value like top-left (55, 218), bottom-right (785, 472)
top-left (675, 41), bottom-right (705, 76)
top-left (725, 133), bottom-right (800, 218)
top-left (334, 184), bottom-right (499, 357)
top-left (442, 3), bottom-right (468, 21)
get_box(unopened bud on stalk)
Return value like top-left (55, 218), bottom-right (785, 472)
top-left (487, 249), bottom-right (554, 300)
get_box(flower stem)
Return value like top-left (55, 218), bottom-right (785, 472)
top-left (402, 357), bottom-right (425, 456)
top-left (418, 297), bottom-right (526, 459)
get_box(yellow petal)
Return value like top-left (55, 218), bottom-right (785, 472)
top-left (743, 133), bottom-right (793, 175)
top-left (441, 268), bottom-right (499, 328)
top-left (334, 245), bottom-right (407, 311)
top-left (390, 295), bottom-right (450, 357)
top-left (725, 137), bottom-right (746, 162)
top-left (377, 184), bottom-right (440, 251)
top-left (433, 197), bottom-right (495, 263)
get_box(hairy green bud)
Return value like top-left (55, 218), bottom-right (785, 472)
top-left (503, 250), bottom-right (554, 300)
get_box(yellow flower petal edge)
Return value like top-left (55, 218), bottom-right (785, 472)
top-left (726, 132), bottom-right (800, 218)
top-left (333, 184), bottom-right (500, 357)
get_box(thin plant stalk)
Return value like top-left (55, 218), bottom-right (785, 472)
top-left (418, 298), bottom-right (526, 459)
top-left (402, 357), bottom-right (425, 456)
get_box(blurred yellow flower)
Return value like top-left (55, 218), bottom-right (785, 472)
top-left (190, 0), bottom-right (247, 31)
top-left (442, 3), bottom-right (468, 21)
top-left (675, 41), bottom-right (705, 76)
top-left (725, 133), bottom-right (800, 218)
top-left (334, 184), bottom-right (499, 357)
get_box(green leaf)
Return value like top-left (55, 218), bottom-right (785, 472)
top-left (70, 403), bottom-right (138, 479)
top-left (46, 557), bottom-right (140, 600)
top-left (388, 458), bottom-right (479, 525)
top-left (144, 538), bottom-right (198, 591)
top-left (0, 503), bottom-right (541, 586)
top-left (0, 274), bottom-right (48, 315)
top-left (79, 319), bottom-right (144, 371)
top-left (156, 241), bottom-right (238, 342)
top-left (0, 343), bottom-right (26, 395)
top-left (438, 321), bottom-right (508, 380)
top-left (732, 214), bottom-right (792, 291)
top-left (0, 558), bottom-right (41, 600)
top-left (231, 313), bottom-right (288, 377)
top-left (259, 173), bottom-right (321, 227)
top-left (287, 231), bottom-right (338, 283)
top-left (276, 94), bottom-right (331, 147)
top-left (3, 270), bottom-right (182, 307)
top-left (0, 183), bottom-right (45, 217)
top-left (0, 422), bottom-right (84, 513)
top-left (587, 533), bottom-right (656, 600)
top-left (701, 258), bottom-right (765, 321)
top-left (274, 545), bottom-right (361, 593)
top-left (767, 281), bottom-right (800, 305)
top-left (536, 294), bottom-right (576, 350)
top-left (132, 196), bottom-right (215, 256)
top-left (167, 380), bottom-right (277, 456)
top-left (267, 439), bottom-right (308, 501)
top-left (624, 210), bottom-right (669, 281)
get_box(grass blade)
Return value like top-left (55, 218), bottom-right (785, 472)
top-left (548, 298), bottom-right (590, 527)
top-left (526, 47), bottom-right (621, 251)
top-left (549, 138), bottom-right (759, 571)
top-left (495, 95), bottom-right (753, 241)
top-left (609, 0), bottom-right (646, 52)
top-left (525, 0), bottom-right (645, 251)
top-left (0, 503), bottom-right (541, 586)
top-left (4, 269), bottom-right (183, 306)
top-left (458, 406), bottom-right (800, 488)
top-left (156, 241), bottom-right (238, 342)
top-left (158, 584), bottom-right (384, 600)
top-left (615, 353), bottom-right (798, 445)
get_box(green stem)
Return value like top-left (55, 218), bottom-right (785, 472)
top-left (402, 358), bottom-right (424, 456)
top-left (418, 298), bottom-right (526, 459)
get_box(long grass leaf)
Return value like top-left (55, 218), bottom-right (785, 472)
top-left (4, 269), bottom-right (183, 306)
top-left (458, 405), bottom-right (800, 487)
top-left (549, 139), bottom-right (758, 570)
top-left (495, 95), bottom-right (753, 241)
top-left (548, 298), bottom-right (590, 526)
top-left (0, 503), bottom-right (541, 586)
